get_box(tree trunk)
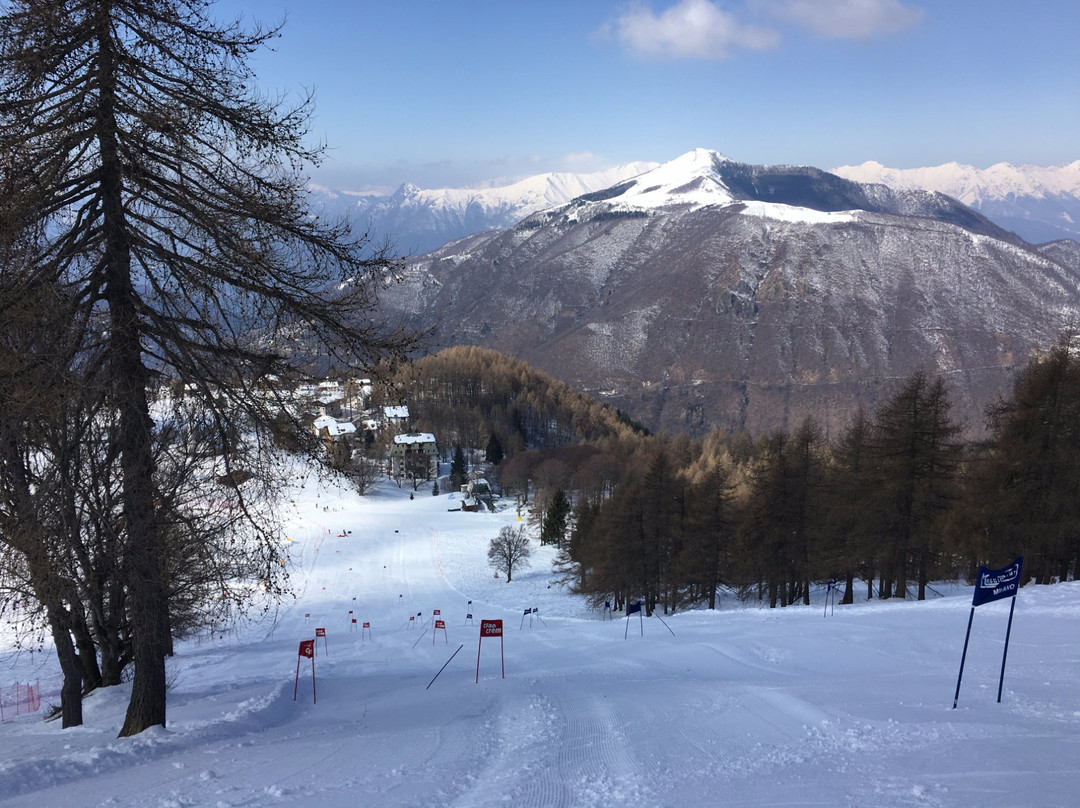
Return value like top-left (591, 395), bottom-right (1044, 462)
top-left (842, 572), bottom-right (854, 605)
top-left (94, 10), bottom-right (169, 737)
top-left (48, 610), bottom-right (83, 729)
top-left (69, 604), bottom-right (103, 693)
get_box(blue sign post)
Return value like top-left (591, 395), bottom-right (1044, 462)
top-left (952, 557), bottom-right (1023, 709)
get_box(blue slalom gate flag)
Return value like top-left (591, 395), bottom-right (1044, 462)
top-left (953, 556), bottom-right (1024, 708)
top-left (523, 607), bottom-right (532, 615)
top-left (972, 557), bottom-right (1023, 607)
top-left (627, 602), bottom-right (641, 615)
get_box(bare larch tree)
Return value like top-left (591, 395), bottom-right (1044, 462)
top-left (0, 0), bottom-right (415, 736)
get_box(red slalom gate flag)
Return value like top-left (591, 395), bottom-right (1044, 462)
top-left (433, 618), bottom-right (448, 645)
top-left (477, 619), bottom-right (505, 682)
top-left (295, 640), bottom-right (316, 703)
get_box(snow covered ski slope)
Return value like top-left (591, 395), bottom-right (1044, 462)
top-left (1, 473), bottom-right (1078, 807)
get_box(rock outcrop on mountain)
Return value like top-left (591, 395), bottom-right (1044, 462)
top-left (381, 150), bottom-right (1080, 437)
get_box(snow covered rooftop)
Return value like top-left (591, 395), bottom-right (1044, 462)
top-left (313, 414), bottom-right (356, 436)
top-left (312, 414), bottom-right (336, 430)
top-left (393, 432), bottom-right (436, 445)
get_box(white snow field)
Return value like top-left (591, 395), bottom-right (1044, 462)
top-left (1, 471), bottom-right (1078, 808)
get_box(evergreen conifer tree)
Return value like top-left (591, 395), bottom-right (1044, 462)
top-left (540, 488), bottom-right (572, 547)
top-left (450, 445), bottom-right (468, 490)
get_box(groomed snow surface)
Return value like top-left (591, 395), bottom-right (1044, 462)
top-left (1, 471), bottom-right (1077, 808)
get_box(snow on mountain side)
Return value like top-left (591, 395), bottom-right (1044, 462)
top-left (833, 160), bottom-right (1080, 243)
top-left (834, 160), bottom-right (1080, 203)
top-left (546, 149), bottom-right (1005, 236)
top-left (382, 150), bottom-right (1079, 438)
top-left (309, 161), bottom-right (658, 255)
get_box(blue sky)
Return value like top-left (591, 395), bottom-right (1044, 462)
top-left (213, 0), bottom-right (1079, 192)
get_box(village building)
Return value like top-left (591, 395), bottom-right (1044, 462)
top-left (390, 432), bottom-right (438, 481)
top-left (312, 414), bottom-right (358, 469)
top-left (383, 405), bottom-right (409, 428)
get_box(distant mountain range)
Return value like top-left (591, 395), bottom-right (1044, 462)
top-left (378, 149), bottom-right (1080, 437)
top-left (310, 162), bottom-right (657, 256)
top-left (832, 160), bottom-right (1080, 244)
top-left (313, 155), bottom-right (1080, 255)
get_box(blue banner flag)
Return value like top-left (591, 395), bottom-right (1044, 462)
top-left (523, 607), bottom-right (532, 615)
top-left (627, 602), bottom-right (642, 615)
top-left (972, 557), bottom-right (1023, 607)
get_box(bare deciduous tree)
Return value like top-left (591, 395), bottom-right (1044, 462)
top-left (487, 525), bottom-right (531, 583)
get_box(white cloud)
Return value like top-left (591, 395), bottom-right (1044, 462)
top-left (765, 0), bottom-right (924, 39)
top-left (605, 0), bottom-right (781, 61)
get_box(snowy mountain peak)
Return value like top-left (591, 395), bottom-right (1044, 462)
top-left (560, 149), bottom-right (967, 228)
top-left (598, 148), bottom-right (739, 210)
top-left (391, 182), bottom-right (422, 202)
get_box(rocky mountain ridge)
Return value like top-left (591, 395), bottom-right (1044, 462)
top-left (379, 150), bottom-right (1080, 437)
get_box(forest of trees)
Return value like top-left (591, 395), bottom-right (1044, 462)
top-left (387, 345), bottom-right (649, 457)
top-left (395, 341), bottom-right (1080, 615)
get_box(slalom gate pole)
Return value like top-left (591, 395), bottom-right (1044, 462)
top-left (427, 644), bottom-right (464, 690)
top-left (411, 625), bottom-right (430, 650)
top-left (952, 606), bottom-right (976, 709)
top-left (654, 613), bottom-right (676, 637)
top-left (997, 595), bottom-right (1018, 703)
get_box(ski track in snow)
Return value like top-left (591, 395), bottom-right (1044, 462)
top-left (1, 474), bottom-right (1078, 807)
